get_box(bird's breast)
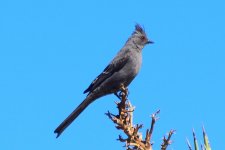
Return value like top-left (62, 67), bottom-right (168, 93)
top-left (130, 52), bottom-right (142, 75)
top-left (121, 51), bottom-right (142, 86)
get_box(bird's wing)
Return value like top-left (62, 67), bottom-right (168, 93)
top-left (83, 54), bottom-right (129, 94)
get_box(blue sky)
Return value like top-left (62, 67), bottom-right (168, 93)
top-left (1, 0), bottom-right (225, 149)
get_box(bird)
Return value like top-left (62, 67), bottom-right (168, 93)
top-left (54, 24), bottom-right (153, 138)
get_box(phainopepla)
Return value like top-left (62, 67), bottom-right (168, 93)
top-left (54, 24), bottom-right (153, 138)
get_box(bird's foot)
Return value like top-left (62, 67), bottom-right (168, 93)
top-left (114, 92), bottom-right (121, 99)
top-left (119, 84), bottom-right (128, 99)
top-left (114, 84), bottom-right (129, 100)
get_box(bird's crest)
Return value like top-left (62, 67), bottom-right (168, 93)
top-left (135, 24), bottom-right (145, 34)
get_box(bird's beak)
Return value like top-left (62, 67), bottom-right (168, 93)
top-left (146, 40), bottom-right (154, 44)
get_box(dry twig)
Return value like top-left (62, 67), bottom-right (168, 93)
top-left (106, 85), bottom-right (174, 150)
top-left (161, 130), bottom-right (175, 150)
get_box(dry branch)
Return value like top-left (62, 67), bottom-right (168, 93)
top-left (106, 85), bottom-right (174, 150)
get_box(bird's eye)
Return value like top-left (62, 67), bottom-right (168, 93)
top-left (141, 36), bottom-right (145, 40)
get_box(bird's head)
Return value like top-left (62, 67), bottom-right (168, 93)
top-left (131, 24), bottom-right (154, 46)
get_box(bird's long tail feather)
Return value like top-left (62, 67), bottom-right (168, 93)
top-left (54, 96), bottom-right (94, 138)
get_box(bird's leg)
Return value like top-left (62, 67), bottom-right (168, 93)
top-left (114, 84), bottom-right (130, 117)
top-left (119, 84), bottom-right (128, 99)
top-left (114, 92), bottom-right (121, 100)
top-left (114, 84), bottom-right (129, 100)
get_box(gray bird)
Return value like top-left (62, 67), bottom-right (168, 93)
top-left (54, 24), bottom-right (153, 138)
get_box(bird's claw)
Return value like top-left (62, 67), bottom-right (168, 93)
top-left (114, 92), bottom-right (121, 99)
top-left (119, 84), bottom-right (129, 98)
top-left (114, 84), bottom-right (129, 100)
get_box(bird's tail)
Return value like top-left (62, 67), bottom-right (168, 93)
top-left (54, 95), bottom-right (94, 138)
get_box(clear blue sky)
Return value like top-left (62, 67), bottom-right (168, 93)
top-left (1, 0), bottom-right (224, 149)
